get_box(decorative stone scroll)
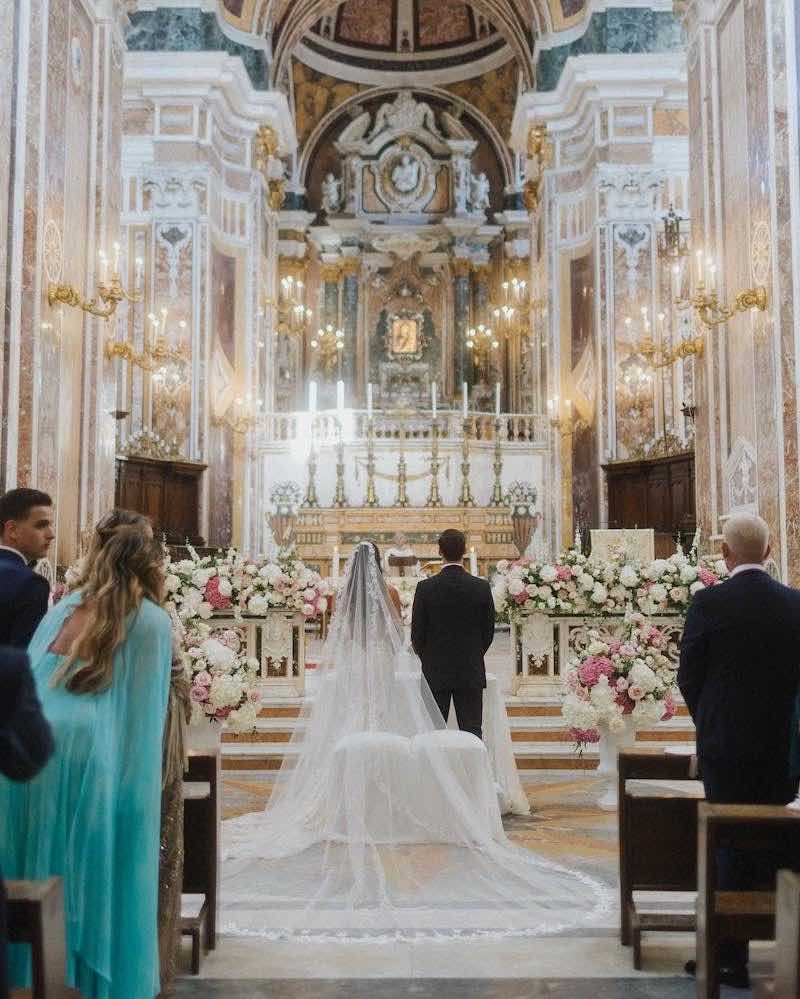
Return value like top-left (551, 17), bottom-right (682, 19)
top-left (212, 609), bottom-right (306, 698)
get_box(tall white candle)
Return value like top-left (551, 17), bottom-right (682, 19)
top-left (309, 380), bottom-right (317, 413)
top-left (469, 546), bottom-right (478, 575)
top-left (333, 545), bottom-right (340, 578)
top-left (99, 250), bottom-right (108, 285)
top-left (112, 242), bottom-right (120, 276)
top-left (367, 382), bottom-right (373, 418)
top-left (495, 382), bottom-right (501, 418)
top-left (135, 257), bottom-right (143, 290)
top-left (462, 382), bottom-right (468, 418)
top-left (336, 379), bottom-right (345, 413)
top-left (431, 381), bottom-right (437, 418)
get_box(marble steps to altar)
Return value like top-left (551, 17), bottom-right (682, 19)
top-left (219, 697), bottom-right (695, 772)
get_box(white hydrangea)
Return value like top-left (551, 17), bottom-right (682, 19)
top-left (587, 639), bottom-right (609, 655)
top-left (539, 565), bottom-right (557, 583)
top-left (590, 582), bottom-right (609, 605)
top-left (619, 565), bottom-right (639, 588)
top-left (579, 573), bottom-right (595, 592)
top-left (192, 568), bottom-right (214, 588)
top-left (562, 692), bottom-right (599, 731)
top-left (165, 573), bottom-right (181, 593)
top-left (201, 638), bottom-right (237, 672)
top-left (645, 559), bottom-right (668, 581)
top-left (508, 578), bottom-right (525, 596)
top-left (217, 577), bottom-right (233, 598)
top-left (209, 674), bottom-right (244, 710)
top-left (248, 594), bottom-right (269, 615)
top-left (679, 564), bottom-right (698, 583)
top-left (228, 702), bottom-right (258, 731)
top-left (628, 660), bottom-right (658, 693)
top-left (649, 583), bottom-right (668, 603)
top-left (496, 560), bottom-right (510, 572)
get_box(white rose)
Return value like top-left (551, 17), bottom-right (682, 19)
top-left (679, 564), bottom-right (698, 583)
top-left (669, 586), bottom-right (689, 604)
top-left (587, 640), bottom-right (608, 655)
top-left (302, 603), bottom-right (315, 617)
top-left (165, 573), bottom-right (181, 593)
top-left (525, 583), bottom-right (538, 596)
top-left (508, 579), bottom-right (525, 596)
top-left (217, 578), bottom-right (233, 598)
top-left (645, 559), bottom-right (668, 581)
top-left (649, 583), bottom-right (668, 603)
top-left (248, 594), bottom-right (269, 615)
top-left (590, 582), bottom-right (608, 605)
top-left (628, 661), bottom-right (657, 693)
top-left (619, 566), bottom-right (639, 588)
top-left (540, 565), bottom-right (557, 583)
top-left (579, 573), bottom-right (595, 592)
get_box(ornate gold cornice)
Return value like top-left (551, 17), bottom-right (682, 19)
top-left (471, 264), bottom-right (491, 283)
top-left (340, 258), bottom-right (361, 276)
top-left (278, 257), bottom-right (308, 280)
top-left (452, 259), bottom-right (471, 278)
top-left (320, 262), bottom-right (343, 282)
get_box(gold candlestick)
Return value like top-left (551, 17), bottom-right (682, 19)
top-left (364, 419), bottom-right (378, 507)
top-left (459, 419), bottom-right (475, 507)
top-left (489, 419), bottom-right (505, 506)
top-left (333, 434), bottom-right (348, 508)
top-left (302, 445), bottom-right (319, 508)
top-left (426, 420), bottom-right (442, 508)
top-left (395, 453), bottom-right (409, 507)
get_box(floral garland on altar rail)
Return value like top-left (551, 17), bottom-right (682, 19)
top-left (163, 545), bottom-right (330, 730)
top-left (490, 544), bottom-right (728, 621)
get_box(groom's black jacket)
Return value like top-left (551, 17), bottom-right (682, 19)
top-left (678, 568), bottom-right (800, 772)
top-left (411, 565), bottom-right (495, 690)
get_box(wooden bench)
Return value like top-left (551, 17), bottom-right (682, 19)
top-left (180, 747), bottom-right (220, 974)
top-left (697, 804), bottom-right (800, 999)
top-left (618, 748), bottom-right (700, 965)
top-left (7, 877), bottom-right (81, 998)
top-left (751, 869), bottom-right (800, 999)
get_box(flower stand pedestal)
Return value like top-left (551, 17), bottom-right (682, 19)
top-left (186, 720), bottom-right (223, 752)
top-left (597, 717), bottom-right (637, 810)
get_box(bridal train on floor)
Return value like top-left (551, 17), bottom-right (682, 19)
top-left (221, 543), bottom-right (610, 940)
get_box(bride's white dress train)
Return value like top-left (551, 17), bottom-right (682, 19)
top-left (221, 543), bottom-right (611, 940)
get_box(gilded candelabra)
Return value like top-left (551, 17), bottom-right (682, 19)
top-left (395, 453), bottom-right (409, 507)
top-left (49, 243), bottom-right (141, 321)
top-left (302, 435), bottom-right (320, 508)
top-left (459, 420), bottom-right (475, 507)
top-left (212, 395), bottom-right (262, 435)
top-left (426, 421), bottom-right (442, 508)
top-left (689, 281), bottom-right (767, 328)
top-left (489, 419), bottom-right (505, 506)
top-left (333, 433), bottom-right (348, 508)
top-left (364, 420), bottom-right (378, 507)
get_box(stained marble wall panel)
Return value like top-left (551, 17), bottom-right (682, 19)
top-left (570, 253), bottom-right (599, 531)
top-left (208, 247), bottom-right (236, 546)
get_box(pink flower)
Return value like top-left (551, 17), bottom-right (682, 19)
top-left (647, 626), bottom-right (667, 648)
top-left (662, 693), bottom-right (677, 720)
top-left (214, 707), bottom-right (231, 720)
top-left (608, 640), bottom-right (622, 654)
top-left (204, 575), bottom-right (232, 610)
top-left (615, 691), bottom-right (635, 713)
top-left (556, 565), bottom-right (573, 581)
top-left (628, 684), bottom-right (645, 701)
top-left (190, 684), bottom-right (210, 703)
top-left (698, 567), bottom-right (718, 587)
top-left (578, 656), bottom-right (615, 687)
top-left (248, 689), bottom-right (261, 703)
top-left (569, 727), bottom-right (600, 745)
top-left (513, 591), bottom-right (529, 605)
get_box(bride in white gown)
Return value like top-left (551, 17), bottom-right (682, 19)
top-left (222, 542), bottom-right (611, 940)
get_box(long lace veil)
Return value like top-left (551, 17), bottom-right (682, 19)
top-left (222, 542), bottom-right (611, 939)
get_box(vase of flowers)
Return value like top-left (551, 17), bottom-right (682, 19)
top-left (561, 613), bottom-right (679, 810)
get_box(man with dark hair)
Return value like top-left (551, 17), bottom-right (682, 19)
top-left (0, 489), bottom-right (54, 649)
top-left (0, 646), bottom-right (54, 997)
top-left (410, 528), bottom-right (495, 740)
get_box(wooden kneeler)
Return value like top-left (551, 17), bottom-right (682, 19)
top-left (7, 877), bottom-right (81, 999)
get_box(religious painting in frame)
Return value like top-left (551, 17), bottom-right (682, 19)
top-left (387, 312), bottom-right (425, 360)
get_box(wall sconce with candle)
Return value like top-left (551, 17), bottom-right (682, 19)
top-left (212, 394), bottom-right (264, 435)
top-left (48, 243), bottom-right (142, 320)
top-left (688, 250), bottom-right (767, 328)
top-left (546, 395), bottom-right (573, 438)
top-left (106, 307), bottom-right (190, 372)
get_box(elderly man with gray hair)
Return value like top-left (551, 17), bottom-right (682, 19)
top-left (679, 513), bottom-right (800, 987)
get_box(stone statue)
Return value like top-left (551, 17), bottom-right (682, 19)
top-left (470, 172), bottom-right (491, 212)
top-left (454, 158), bottom-right (470, 214)
top-left (321, 172), bottom-right (341, 213)
top-left (391, 154), bottom-right (420, 194)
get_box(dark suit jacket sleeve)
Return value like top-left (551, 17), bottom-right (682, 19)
top-left (482, 583), bottom-right (495, 653)
top-left (411, 582), bottom-right (427, 656)
top-left (677, 594), bottom-right (708, 721)
top-left (7, 574), bottom-right (50, 649)
top-left (0, 648), bottom-right (53, 781)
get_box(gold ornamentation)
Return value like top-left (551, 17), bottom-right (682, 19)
top-left (638, 334), bottom-right (705, 367)
top-left (267, 179), bottom-right (286, 212)
top-left (489, 420), bottom-right (505, 507)
top-left (105, 335), bottom-right (189, 372)
top-left (48, 272), bottom-right (140, 321)
top-left (690, 282), bottom-right (767, 328)
top-left (340, 258), bottom-right (360, 276)
top-left (320, 262), bottom-right (342, 282)
top-left (459, 420), bottom-right (475, 507)
top-left (254, 124), bottom-right (279, 165)
top-left (426, 421), bottom-right (443, 508)
top-left (522, 178), bottom-right (541, 213)
top-left (527, 124), bottom-right (546, 160)
top-left (121, 429), bottom-right (181, 460)
top-left (452, 258), bottom-right (471, 278)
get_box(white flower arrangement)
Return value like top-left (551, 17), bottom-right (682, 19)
top-left (561, 613), bottom-right (679, 750)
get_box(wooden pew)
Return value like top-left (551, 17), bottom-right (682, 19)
top-left (7, 877), bottom-right (80, 998)
top-left (181, 746), bottom-right (221, 974)
top-left (696, 804), bottom-right (800, 999)
top-left (618, 748), bottom-right (700, 962)
top-left (754, 869), bottom-right (800, 999)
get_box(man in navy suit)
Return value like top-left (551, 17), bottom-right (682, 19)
top-left (679, 513), bottom-right (800, 988)
top-left (0, 489), bottom-right (54, 649)
top-left (411, 529), bottom-right (495, 740)
top-left (0, 646), bottom-right (54, 998)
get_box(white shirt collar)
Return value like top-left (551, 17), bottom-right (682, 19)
top-left (442, 561), bottom-right (463, 569)
top-left (0, 545), bottom-right (27, 565)
top-left (730, 563), bottom-right (766, 577)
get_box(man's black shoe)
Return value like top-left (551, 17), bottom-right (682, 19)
top-left (684, 959), bottom-right (750, 989)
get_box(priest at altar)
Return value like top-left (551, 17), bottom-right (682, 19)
top-left (384, 533), bottom-right (421, 577)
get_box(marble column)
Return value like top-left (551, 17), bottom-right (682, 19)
top-left (340, 257), bottom-right (359, 395)
top-left (452, 258), bottom-right (472, 394)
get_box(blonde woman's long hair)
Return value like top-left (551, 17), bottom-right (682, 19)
top-left (53, 509), bottom-right (165, 694)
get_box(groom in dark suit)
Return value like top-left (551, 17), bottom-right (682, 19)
top-left (411, 529), bottom-right (495, 740)
top-left (679, 512), bottom-right (800, 988)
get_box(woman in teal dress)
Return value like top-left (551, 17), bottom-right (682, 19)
top-left (0, 510), bottom-right (173, 999)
